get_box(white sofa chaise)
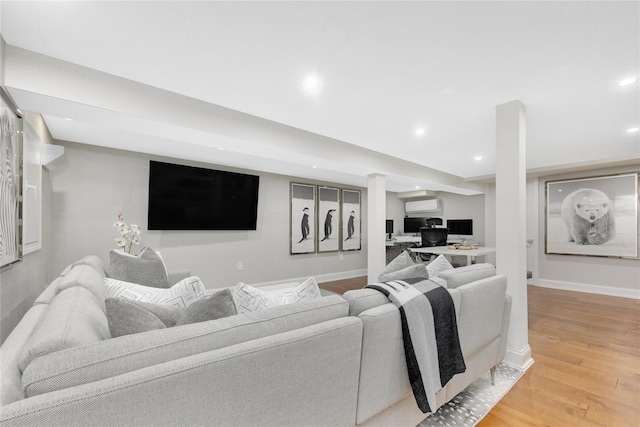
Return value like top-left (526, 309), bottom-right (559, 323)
top-left (0, 256), bottom-right (511, 427)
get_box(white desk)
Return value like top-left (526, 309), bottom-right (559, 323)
top-left (410, 246), bottom-right (496, 266)
top-left (393, 236), bottom-right (422, 244)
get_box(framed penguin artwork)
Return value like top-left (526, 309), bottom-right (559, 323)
top-left (290, 182), bottom-right (316, 254)
top-left (341, 188), bottom-right (361, 251)
top-left (317, 186), bottom-right (340, 253)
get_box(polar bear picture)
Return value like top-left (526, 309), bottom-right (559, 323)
top-left (560, 188), bottom-right (615, 245)
top-left (547, 174), bottom-right (637, 257)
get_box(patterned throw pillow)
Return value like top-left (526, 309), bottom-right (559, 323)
top-left (278, 277), bottom-right (322, 304)
top-left (105, 276), bottom-right (206, 308)
top-left (233, 277), bottom-right (322, 314)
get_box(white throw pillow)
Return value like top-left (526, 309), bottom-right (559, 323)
top-left (278, 277), bottom-right (322, 304)
top-left (382, 251), bottom-right (415, 275)
top-left (233, 277), bottom-right (322, 314)
top-left (426, 254), bottom-right (454, 278)
top-left (104, 276), bottom-right (206, 308)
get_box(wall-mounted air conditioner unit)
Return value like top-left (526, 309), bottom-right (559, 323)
top-left (405, 199), bottom-right (442, 213)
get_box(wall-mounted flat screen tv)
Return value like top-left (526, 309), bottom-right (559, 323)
top-left (446, 219), bottom-right (473, 236)
top-left (148, 161), bottom-right (259, 230)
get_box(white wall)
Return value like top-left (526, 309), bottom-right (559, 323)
top-left (385, 192), bottom-right (405, 237)
top-left (50, 141), bottom-right (368, 289)
top-left (536, 165), bottom-right (640, 298)
top-left (436, 192), bottom-right (486, 245)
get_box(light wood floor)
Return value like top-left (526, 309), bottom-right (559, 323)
top-left (319, 279), bottom-right (640, 426)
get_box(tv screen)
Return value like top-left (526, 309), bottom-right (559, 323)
top-left (148, 161), bottom-right (259, 230)
top-left (446, 219), bottom-right (473, 236)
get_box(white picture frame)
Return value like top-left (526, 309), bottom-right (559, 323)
top-left (0, 88), bottom-right (23, 268)
top-left (22, 118), bottom-right (43, 255)
top-left (546, 173), bottom-right (639, 258)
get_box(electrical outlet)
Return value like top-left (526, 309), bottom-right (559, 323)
top-left (237, 261), bottom-right (243, 271)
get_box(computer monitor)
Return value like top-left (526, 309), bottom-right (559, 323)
top-left (385, 219), bottom-right (394, 239)
top-left (404, 217), bottom-right (428, 233)
top-left (446, 219), bottom-right (473, 237)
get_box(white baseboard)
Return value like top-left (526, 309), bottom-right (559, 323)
top-left (252, 269), bottom-right (368, 289)
top-left (535, 279), bottom-right (640, 299)
top-left (503, 345), bottom-right (534, 372)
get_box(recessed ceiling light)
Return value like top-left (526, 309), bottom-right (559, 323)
top-left (474, 156), bottom-right (483, 161)
top-left (303, 75), bottom-right (321, 93)
top-left (627, 127), bottom-right (639, 133)
top-left (415, 128), bottom-right (425, 136)
top-left (312, 165), bottom-right (317, 169)
top-left (64, 117), bottom-right (74, 121)
top-left (619, 77), bottom-right (638, 87)
top-left (218, 147), bottom-right (225, 151)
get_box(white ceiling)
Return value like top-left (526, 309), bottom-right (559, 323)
top-left (1, 1), bottom-right (638, 193)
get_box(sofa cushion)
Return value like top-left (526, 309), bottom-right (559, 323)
top-left (18, 287), bottom-right (110, 373)
top-left (437, 263), bottom-right (496, 289)
top-left (109, 247), bottom-right (169, 288)
top-left (21, 295), bottom-right (349, 397)
top-left (34, 264), bottom-right (106, 308)
top-left (105, 276), bottom-right (206, 308)
top-left (378, 263), bottom-right (429, 282)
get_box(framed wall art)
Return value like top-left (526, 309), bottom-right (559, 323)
top-left (1, 88), bottom-right (23, 268)
top-left (341, 188), bottom-right (361, 251)
top-left (317, 186), bottom-right (340, 253)
top-left (290, 182), bottom-right (316, 254)
top-left (546, 173), bottom-right (638, 258)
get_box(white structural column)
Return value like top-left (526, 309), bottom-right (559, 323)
top-left (367, 174), bottom-right (386, 284)
top-left (496, 100), bottom-right (534, 371)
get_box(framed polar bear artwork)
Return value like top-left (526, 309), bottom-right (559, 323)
top-left (545, 173), bottom-right (638, 258)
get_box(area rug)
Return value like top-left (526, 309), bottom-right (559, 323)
top-left (416, 363), bottom-right (524, 427)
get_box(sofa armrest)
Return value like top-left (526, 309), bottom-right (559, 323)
top-left (455, 275), bottom-right (507, 358)
top-left (498, 294), bottom-right (512, 362)
top-left (437, 263), bottom-right (496, 289)
top-left (342, 288), bottom-right (389, 317)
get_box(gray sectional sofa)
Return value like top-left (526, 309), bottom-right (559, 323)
top-left (0, 256), bottom-right (511, 427)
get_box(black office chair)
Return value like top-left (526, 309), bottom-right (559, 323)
top-left (418, 227), bottom-right (449, 261)
top-left (425, 217), bottom-right (443, 228)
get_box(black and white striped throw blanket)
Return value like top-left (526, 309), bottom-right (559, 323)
top-left (366, 277), bottom-right (466, 413)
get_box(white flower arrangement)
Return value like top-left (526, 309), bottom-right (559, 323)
top-left (113, 212), bottom-right (142, 254)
